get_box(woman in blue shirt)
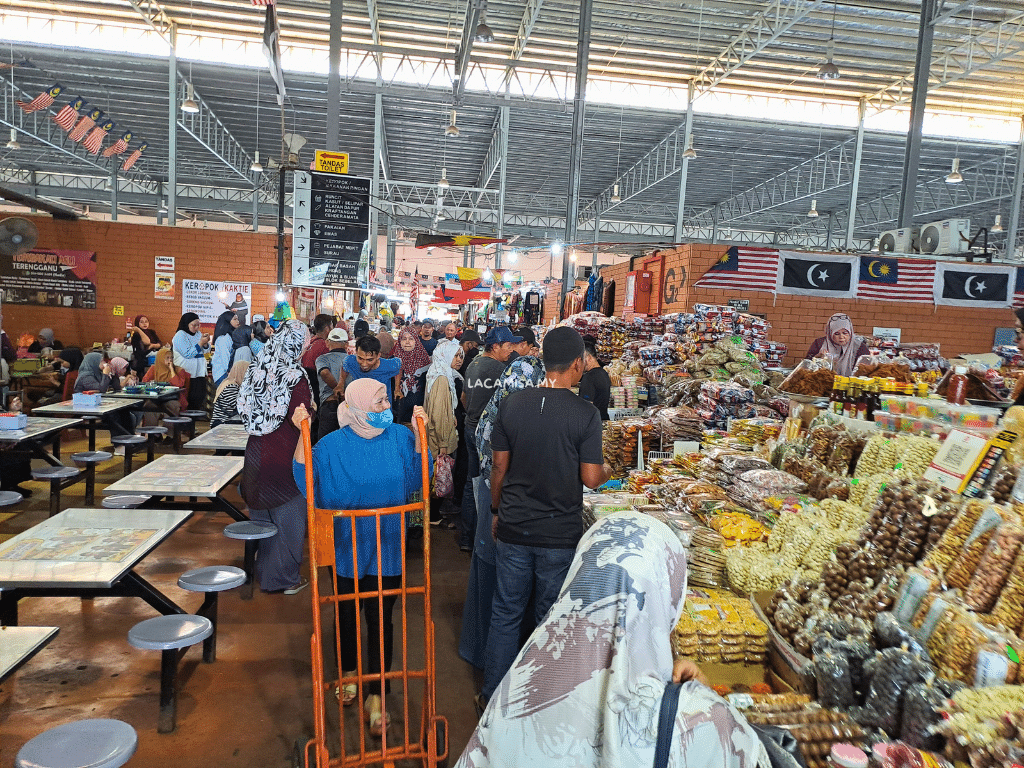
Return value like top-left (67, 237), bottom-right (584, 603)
top-left (292, 378), bottom-right (431, 738)
top-left (171, 312), bottom-right (211, 410)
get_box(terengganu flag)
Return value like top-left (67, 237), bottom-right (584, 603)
top-left (262, 5), bottom-right (286, 106)
top-left (776, 252), bottom-right (859, 299)
top-left (16, 83), bottom-right (61, 113)
top-left (933, 261), bottom-right (1013, 308)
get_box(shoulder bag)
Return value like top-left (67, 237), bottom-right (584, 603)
top-left (653, 682), bottom-right (682, 768)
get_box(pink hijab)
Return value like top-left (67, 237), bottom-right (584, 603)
top-left (337, 378), bottom-right (388, 440)
top-left (109, 357), bottom-right (129, 377)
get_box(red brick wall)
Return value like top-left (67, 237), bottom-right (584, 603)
top-left (602, 243), bottom-right (1011, 365)
top-left (3, 216), bottom-right (288, 348)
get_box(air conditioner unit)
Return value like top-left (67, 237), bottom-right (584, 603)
top-left (919, 218), bottom-right (970, 255)
top-left (878, 227), bottom-right (917, 254)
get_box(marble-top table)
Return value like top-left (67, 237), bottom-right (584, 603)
top-left (182, 423), bottom-right (249, 454)
top-left (32, 397), bottom-right (143, 446)
top-left (0, 507), bottom-right (192, 625)
top-left (102, 454), bottom-right (247, 521)
top-left (0, 417), bottom-right (84, 466)
top-left (107, 387), bottom-right (183, 416)
top-left (0, 625), bottom-right (59, 682)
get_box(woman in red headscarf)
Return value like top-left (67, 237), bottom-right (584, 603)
top-left (392, 326), bottom-right (431, 424)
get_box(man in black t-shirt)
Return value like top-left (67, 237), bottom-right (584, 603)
top-left (578, 341), bottom-right (611, 420)
top-left (479, 327), bottom-right (611, 706)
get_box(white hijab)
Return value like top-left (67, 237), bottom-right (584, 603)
top-left (456, 511), bottom-right (769, 768)
top-left (426, 339), bottom-right (462, 405)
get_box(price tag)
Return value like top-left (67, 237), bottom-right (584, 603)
top-left (922, 496), bottom-right (938, 518)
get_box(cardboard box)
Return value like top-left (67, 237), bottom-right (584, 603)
top-left (0, 412), bottom-right (28, 430)
top-left (72, 392), bottom-right (103, 408)
top-left (751, 591), bottom-right (815, 695)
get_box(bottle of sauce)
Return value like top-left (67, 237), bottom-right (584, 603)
top-left (844, 380), bottom-right (860, 419)
top-left (947, 366), bottom-right (969, 405)
top-left (830, 376), bottom-right (846, 415)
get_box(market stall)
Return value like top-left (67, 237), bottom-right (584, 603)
top-left (569, 301), bottom-right (1024, 768)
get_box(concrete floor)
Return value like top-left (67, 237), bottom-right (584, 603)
top-left (0, 431), bottom-right (481, 767)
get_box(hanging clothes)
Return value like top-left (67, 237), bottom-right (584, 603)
top-left (591, 274), bottom-right (605, 314)
top-left (585, 273), bottom-right (597, 311)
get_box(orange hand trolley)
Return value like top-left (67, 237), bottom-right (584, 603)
top-left (298, 416), bottom-right (448, 768)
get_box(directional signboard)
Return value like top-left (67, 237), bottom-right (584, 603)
top-left (291, 169), bottom-right (371, 288)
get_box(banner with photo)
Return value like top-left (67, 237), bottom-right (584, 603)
top-left (932, 262), bottom-right (1014, 308)
top-left (0, 248), bottom-right (98, 308)
top-left (775, 251), bottom-right (859, 299)
top-left (181, 280), bottom-right (253, 323)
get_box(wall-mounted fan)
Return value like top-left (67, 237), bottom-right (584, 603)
top-left (0, 217), bottom-right (39, 257)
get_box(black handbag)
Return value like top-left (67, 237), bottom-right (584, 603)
top-left (653, 682), bottom-right (682, 768)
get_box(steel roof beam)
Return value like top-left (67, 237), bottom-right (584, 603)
top-left (502, 0), bottom-right (545, 89)
top-left (126, 0), bottom-right (257, 187)
top-left (453, 0), bottom-right (485, 105)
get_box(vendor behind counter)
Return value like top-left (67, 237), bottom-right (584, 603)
top-left (805, 313), bottom-right (870, 377)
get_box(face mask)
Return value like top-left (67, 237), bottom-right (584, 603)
top-left (366, 409), bottom-right (393, 428)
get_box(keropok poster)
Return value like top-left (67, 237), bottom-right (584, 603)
top-left (181, 280), bottom-right (252, 324)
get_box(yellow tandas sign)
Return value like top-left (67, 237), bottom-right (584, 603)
top-left (314, 150), bottom-right (349, 174)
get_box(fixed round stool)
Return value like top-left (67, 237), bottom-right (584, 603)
top-left (102, 494), bottom-right (152, 509)
top-left (223, 521), bottom-right (278, 600)
top-left (31, 465), bottom-right (82, 517)
top-left (136, 426), bottom-right (167, 463)
top-left (161, 416), bottom-right (193, 453)
top-left (177, 565), bottom-right (245, 662)
top-left (71, 451), bottom-right (113, 505)
top-left (181, 409), bottom-right (208, 421)
top-left (16, 718), bottom-right (137, 768)
top-left (111, 435), bottom-right (147, 477)
top-left (128, 614), bottom-right (213, 734)
top-left (0, 490), bottom-right (24, 507)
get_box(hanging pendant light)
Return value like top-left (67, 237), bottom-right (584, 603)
top-left (180, 82), bottom-right (199, 114)
top-left (5, 128), bottom-right (20, 150)
top-left (250, 151), bottom-right (263, 173)
top-left (992, 214), bottom-right (1004, 233)
top-left (807, 198), bottom-right (820, 218)
top-left (682, 135), bottom-right (697, 159)
top-left (946, 158), bottom-right (964, 184)
top-left (817, 40), bottom-right (840, 81)
top-left (445, 109), bottom-right (460, 137)
top-left (437, 167), bottom-right (450, 189)
top-left (610, 184), bottom-right (621, 203)
top-left (475, 9), bottom-right (495, 43)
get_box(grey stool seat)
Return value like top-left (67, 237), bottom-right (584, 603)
top-left (161, 416), bottom-right (194, 453)
top-left (72, 451), bottom-right (113, 505)
top-left (177, 566), bottom-right (246, 663)
top-left (31, 465), bottom-right (82, 517)
top-left (111, 435), bottom-right (147, 478)
top-left (101, 495), bottom-right (151, 509)
top-left (16, 718), bottom-right (138, 768)
top-left (181, 410), bottom-right (208, 420)
top-left (0, 490), bottom-right (24, 506)
top-left (128, 614), bottom-right (214, 733)
top-left (224, 521), bottom-right (278, 600)
top-left (137, 426), bottom-right (167, 463)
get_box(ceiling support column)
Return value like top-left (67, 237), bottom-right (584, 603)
top-left (167, 23), bottom-right (178, 225)
top-left (561, 0), bottom-right (593, 301)
top-left (252, 188), bottom-right (259, 232)
top-left (1007, 117), bottom-right (1024, 260)
top-left (370, 93), bottom-right (383, 267)
top-left (327, 0), bottom-right (343, 151)
top-left (495, 104), bottom-right (509, 270)
top-left (674, 81), bottom-right (696, 243)
top-left (846, 98), bottom-right (866, 248)
top-left (592, 213), bottom-right (600, 270)
top-left (110, 166), bottom-right (118, 222)
top-left (897, 0), bottom-right (938, 228)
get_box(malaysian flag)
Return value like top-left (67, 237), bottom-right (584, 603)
top-left (102, 130), bottom-right (133, 157)
top-left (1014, 268), bottom-right (1024, 309)
top-left (409, 270), bottom-right (420, 318)
top-left (83, 117), bottom-right (115, 154)
top-left (857, 256), bottom-right (936, 304)
top-left (69, 106), bottom-right (101, 142)
top-left (692, 245), bottom-right (780, 293)
top-left (53, 96), bottom-right (85, 131)
top-left (251, 0), bottom-right (274, 4)
top-left (121, 141), bottom-right (148, 171)
top-left (17, 83), bottom-right (61, 113)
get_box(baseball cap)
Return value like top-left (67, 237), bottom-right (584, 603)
top-left (421, 318), bottom-right (434, 327)
top-left (460, 329), bottom-right (482, 344)
top-left (516, 327), bottom-right (538, 348)
top-left (327, 328), bottom-right (349, 342)
top-left (485, 326), bottom-right (523, 346)
top-left (251, 314), bottom-right (266, 322)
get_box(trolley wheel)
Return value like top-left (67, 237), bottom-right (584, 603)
top-left (293, 737), bottom-right (308, 768)
top-left (423, 720), bottom-right (448, 768)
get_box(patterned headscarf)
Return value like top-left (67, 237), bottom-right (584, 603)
top-left (457, 511), bottom-right (769, 768)
top-left (476, 355), bottom-right (545, 477)
top-left (109, 357), bottom-right (129, 377)
top-left (238, 319), bottom-right (311, 436)
top-left (395, 328), bottom-right (431, 396)
top-left (426, 339), bottom-right (463, 405)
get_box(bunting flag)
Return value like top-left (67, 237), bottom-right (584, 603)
top-left (933, 261), bottom-right (1013, 308)
top-left (53, 96), bottom-right (85, 131)
top-left (1014, 268), bottom-right (1024, 309)
top-left (16, 83), bottom-right (61, 113)
top-left (262, 5), bottom-right (286, 106)
top-left (414, 232), bottom-right (507, 249)
top-left (0, 59), bottom-right (34, 70)
top-left (776, 251), bottom-right (859, 299)
top-left (83, 117), bottom-right (115, 154)
top-left (69, 106), bottom-right (101, 142)
top-left (457, 266), bottom-right (486, 291)
top-left (409, 269), bottom-right (420, 316)
top-left (102, 130), bottom-right (133, 157)
top-left (692, 245), bottom-right (780, 293)
top-left (856, 256), bottom-right (936, 304)
top-left (251, 0), bottom-right (275, 4)
top-left (121, 141), bottom-right (148, 171)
